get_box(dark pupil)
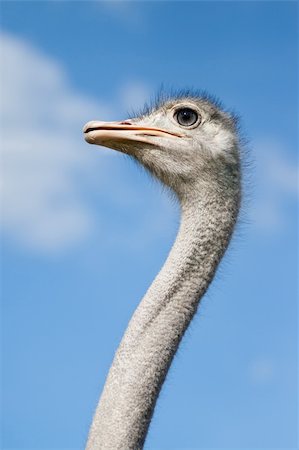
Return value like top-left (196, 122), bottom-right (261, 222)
top-left (176, 108), bottom-right (198, 126)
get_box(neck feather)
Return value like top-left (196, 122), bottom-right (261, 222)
top-left (86, 178), bottom-right (240, 450)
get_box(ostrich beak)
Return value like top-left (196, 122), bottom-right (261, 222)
top-left (83, 120), bottom-right (182, 150)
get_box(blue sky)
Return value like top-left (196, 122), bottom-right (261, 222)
top-left (1, 1), bottom-right (298, 449)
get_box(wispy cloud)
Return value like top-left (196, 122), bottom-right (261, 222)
top-left (120, 80), bottom-right (151, 114)
top-left (249, 138), bottom-right (298, 233)
top-left (0, 32), bottom-right (112, 253)
top-left (98, 0), bottom-right (146, 29)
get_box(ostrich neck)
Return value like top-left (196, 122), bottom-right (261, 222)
top-left (86, 178), bottom-right (240, 450)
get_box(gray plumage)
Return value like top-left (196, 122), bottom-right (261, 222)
top-left (83, 92), bottom-right (241, 449)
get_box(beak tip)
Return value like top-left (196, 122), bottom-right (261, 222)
top-left (84, 133), bottom-right (95, 144)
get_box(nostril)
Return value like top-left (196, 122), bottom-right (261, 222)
top-left (120, 121), bottom-right (132, 125)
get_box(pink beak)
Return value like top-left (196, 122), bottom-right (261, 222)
top-left (83, 120), bottom-right (182, 149)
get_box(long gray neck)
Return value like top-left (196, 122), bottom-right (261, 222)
top-left (86, 177), bottom-right (240, 450)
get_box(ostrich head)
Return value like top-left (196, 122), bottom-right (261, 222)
top-left (83, 93), bottom-right (240, 200)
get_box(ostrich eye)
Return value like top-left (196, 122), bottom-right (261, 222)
top-left (175, 108), bottom-right (199, 127)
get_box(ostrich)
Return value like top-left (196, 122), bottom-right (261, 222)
top-left (83, 91), bottom-right (241, 449)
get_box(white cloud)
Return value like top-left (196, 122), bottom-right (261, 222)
top-left (0, 32), bottom-right (112, 253)
top-left (248, 138), bottom-right (298, 233)
top-left (266, 149), bottom-right (298, 194)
